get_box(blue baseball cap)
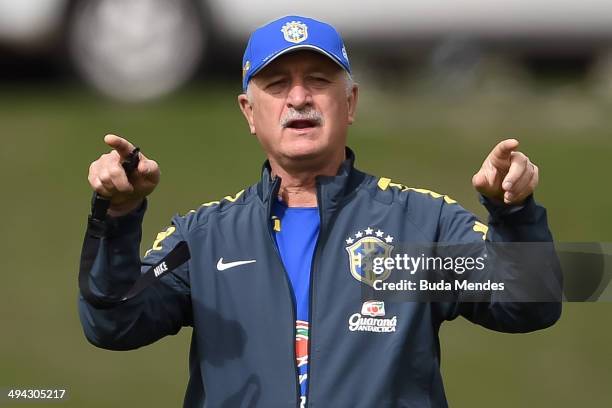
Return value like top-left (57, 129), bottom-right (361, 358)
top-left (242, 15), bottom-right (351, 91)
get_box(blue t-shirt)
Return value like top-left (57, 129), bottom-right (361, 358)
top-left (272, 199), bottom-right (320, 408)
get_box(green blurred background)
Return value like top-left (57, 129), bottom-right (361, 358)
top-left (0, 79), bottom-right (610, 407)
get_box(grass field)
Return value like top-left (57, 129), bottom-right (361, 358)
top-left (0, 80), bottom-right (610, 407)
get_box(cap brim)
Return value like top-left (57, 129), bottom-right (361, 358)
top-left (249, 44), bottom-right (348, 81)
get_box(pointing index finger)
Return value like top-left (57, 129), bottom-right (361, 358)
top-left (490, 138), bottom-right (519, 161)
top-left (104, 134), bottom-right (136, 158)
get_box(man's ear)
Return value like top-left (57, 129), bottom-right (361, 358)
top-left (238, 93), bottom-right (256, 134)
top-left (347, 83), bottom-right (359, 125)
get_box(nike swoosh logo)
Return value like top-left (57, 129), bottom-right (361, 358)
top-left (216, 258), bottom-right (257, 271)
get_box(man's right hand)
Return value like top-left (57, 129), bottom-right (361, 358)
top-left (88, 134), bottom-right (160, 217)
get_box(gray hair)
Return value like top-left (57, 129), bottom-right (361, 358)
top-left (245, 71), bottom-right (354, 104)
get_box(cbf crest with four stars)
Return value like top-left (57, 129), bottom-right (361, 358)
top-left (345, 228), bottom-right (394, 287)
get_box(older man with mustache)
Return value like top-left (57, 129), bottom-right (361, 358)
top-left (79, 15), bottom-right (561, 408)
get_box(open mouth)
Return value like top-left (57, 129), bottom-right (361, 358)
top-left (285, 119), bottom-right (319, 129)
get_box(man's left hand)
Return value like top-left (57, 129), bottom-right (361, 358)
top-left (472, 139), bottom-right (539, 205)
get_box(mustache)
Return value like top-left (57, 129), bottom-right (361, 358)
top-left (280, 108), bottom-right (324, 128)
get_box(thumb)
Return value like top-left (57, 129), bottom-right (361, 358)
top-left (104, 134), bottom-right (135, 158)
top-left (471, 170), bottom-right (488, 190)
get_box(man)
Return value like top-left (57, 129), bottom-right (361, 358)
top-left (79, 15), bottom-right (561, 407)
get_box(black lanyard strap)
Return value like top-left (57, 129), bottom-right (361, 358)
top-left (78, 147), bottom-right (191, 309)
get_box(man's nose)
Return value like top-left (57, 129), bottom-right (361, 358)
top-left (286, 82), bottom-right (312, 110)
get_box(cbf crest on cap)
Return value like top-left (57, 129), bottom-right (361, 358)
top-left (242, 15), bottom-right (351, 91)
top-left (281, 20), bottom-right (308, 43)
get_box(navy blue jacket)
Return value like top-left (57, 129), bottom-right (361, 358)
top-left (79, 149), bottom-right (561, 407)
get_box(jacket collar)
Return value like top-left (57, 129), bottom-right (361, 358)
top-left (258, 147), bottom-right (359, 208)
top-left (259, 147), bottom-right (364, 231)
